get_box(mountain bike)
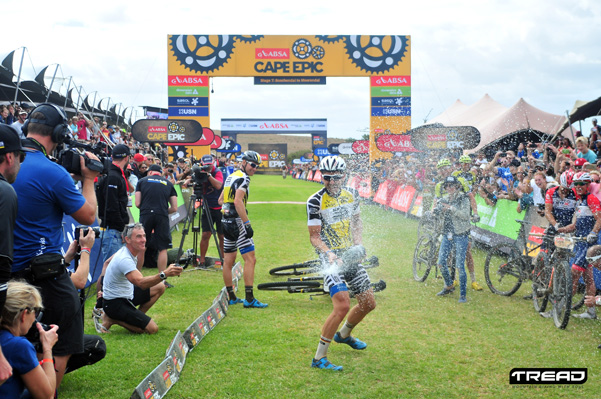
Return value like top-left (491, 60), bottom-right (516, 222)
top-left (413, 209), bottom-right (456, 283)
top-left (269, 256), bottom-right (379, 276)
top-left (530, 234), bottom-right (584, 329)
top-left (257, 277), bottom-right (387, 299)
top-left (483, 220), bottom-right (543, 296)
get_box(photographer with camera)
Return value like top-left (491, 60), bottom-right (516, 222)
top-left (95, 223), bottom-right (183, 334)
top-left (192, 155), bottom-right (224, 266)
top-left (0, 281), bottom-right (59, 399)
top-left (11, 103), bottom-right (100, 391)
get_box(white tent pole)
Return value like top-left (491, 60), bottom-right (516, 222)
top-left (566, 111), bottom-right (576, 144)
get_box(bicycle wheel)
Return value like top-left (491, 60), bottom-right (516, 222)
top-left (532, 252), bottom-right (550, 313)
top-left (551, 260), bottom-right (573, 329)
top-left (269, 260), bottom-right (321, 276)
top-left (413, 235), bottom-right (436, 282)
top-left (484, 243), bottom-right (524, 296)
top-left (257, 281), bottom-right (323, 293)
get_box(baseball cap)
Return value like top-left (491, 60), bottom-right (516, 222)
top-left (574, 158), bottom-right (587, 167)
top-left (0, 125), bottom-right (31, 155)
top-left (112, 144), bottom-right (130, 159)
top-left (133, 153), bottom-right (146, 162)
top-left (19, 110), bottom-right (27, 116)
top-left (201, 155), bottom-right (214, 165)
top-left (148, 164), bottom-right (162, 173)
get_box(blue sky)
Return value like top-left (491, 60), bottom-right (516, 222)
top-left (2, 0), bottom-right (600, 139)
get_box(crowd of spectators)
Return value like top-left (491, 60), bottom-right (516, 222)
top-left (365, 129), bottom-right (601, 217)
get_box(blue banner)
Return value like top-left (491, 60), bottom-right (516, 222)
top-left (371, 97), bottom-right (411, 107)
top-left (314, 147), bottom-right (330, 156)
top-left (168, 107), bottom-right (209, 117)
top-left (217, 143), bottom-right (242, 153)
top-left (168, 97), bottom-right (209, 107)
top-left (371, 106), bottom-right (411, 117)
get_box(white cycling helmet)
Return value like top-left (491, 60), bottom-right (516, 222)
top-left (319, 156), bottom-right (346, 173)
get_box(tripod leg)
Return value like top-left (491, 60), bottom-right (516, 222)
top-left (202, 195), bottom-right (224, 264)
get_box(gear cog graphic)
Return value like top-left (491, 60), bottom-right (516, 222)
top-left (170, 35), bottom-right (235, 73)
top-left (344, 35), bottom-right (408, 73)
top-left (312, 46), bottom-right (325, 59)
top-left (168, 122), bottom-right (179, 133)
top-left (315, 35), bottom-right (345, 43)
top-left (292, 38), bottom-right (312, 59)
top-left (171, 146), bottom-right (189, 162)
top-left (234, 35), bottom-right (264, 43)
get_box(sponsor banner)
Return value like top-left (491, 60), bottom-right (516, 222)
top-left (168, 86), bottom-right (209, 97)
top-left (314, 147), bottom-right (330, 156)
top-left (371, 97), bottom-right (411, 107)
top-left (249, 143), bottom-right (287, 172)
top-left (168, 107), bottom-right (209, 117)
top-left (129, 185), bottom-right (187, 229)
top-left (409, 124), bottom-right (481, 151)
top-left (409, 195), bottom-right (423, 216)
top-left (371, 86), bottom-right (411, 97)
top-left (390, 185), bottom-right (416, 213)
top-left (369, 116), bottom-right (412, 161)
top-left (312, 134), bottom-right (326, 147)
top-left (217, 138), bottom-right (236, 151)
top-left (473, 196), bottom-right (524, 240)
top-left (300, 156), bottom-right (313, 162)
top-left (165, 331), bottom-right (188, 372)
top-left (373, 180), bottom-right (399, 207)
top-left (357, 176), bottom-right (372, 198)
top-left (217, 143), bottom-right (241, 153)
top-left (221, 118), bottom-right (327, 132)
top-left (131, 119), bottom-right (203, 143)
top-left (347, 176), bottom-right (360, 191)
top-left (312, 170), bottom-right (322, 182)
top-left (375, 134), bottom-right (419, 152)
top-left (168, 35), bottom-right (410, 77)
top-left (371, 106), bottom-right (411, 117)
top-left (168, 75), bottom-right (209, 86)
top-left (210, 135), bottom-right (222, 149)
top-left (370, 76), bottom-right (411, 86)
top-left (337, 142), bottom-right (355, 155)
top-left (131, 362), bottom-right (169, 399)
top-left (254, 76), bottom-right (326, 85)
top-left (168, 97), bottom-right (209, 107)
top-left (327, 143), bottom-right (339, 154)
top-left (351, 140), bottom-right (369, 154)
top-left (165, 127), bottom-right (215, 147)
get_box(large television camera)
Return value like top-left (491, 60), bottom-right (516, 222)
top-left (58, 138), bottom-right (111, 176)
top-left (191, 164), bottom-right (213, 185)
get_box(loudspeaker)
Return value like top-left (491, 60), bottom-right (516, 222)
top-left (21, 103), bottom-right (71, 144)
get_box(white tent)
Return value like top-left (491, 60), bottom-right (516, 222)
top-left (427, 94), bottom-right (569, 153)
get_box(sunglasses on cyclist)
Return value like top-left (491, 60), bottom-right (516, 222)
top-left (573, 181), bottom-right (589, 186)
top-left (247, 162), bottom-right (258, 169)
top-left (323, 174), bottom-right (344, 182)
top-left (585, 254), bottom-right (601, 264)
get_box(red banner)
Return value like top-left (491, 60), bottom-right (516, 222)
top-left (390, 185), bottom-right (416, 213)
top-left (312, 170), bottom-right (322, 182)
top-left (351, 140), bottom-right (369, 154)
top-left (373, 180), bottom-right (399, 207)
top-left (375, 134), bottom-right (419, 152)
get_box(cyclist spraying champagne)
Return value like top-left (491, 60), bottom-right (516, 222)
top-left (307, 156), bottom-right (376, 371)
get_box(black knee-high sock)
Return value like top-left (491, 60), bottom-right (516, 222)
top-left (245, 285), bottom-right (254, 302)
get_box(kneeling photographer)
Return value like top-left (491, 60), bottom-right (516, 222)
top-left (11, 103), bottom-right (100, 391)
top-left (191, 155), bottom-right (224, 266)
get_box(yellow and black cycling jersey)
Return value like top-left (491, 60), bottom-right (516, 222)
top-left (307, 187), bottom-right (360, 250)
top-left (451, 169), bottom-right (477, 191)
top-left (221, 169), bottom-right (250, 207)
top-left (434, 174), bottom-right (470, 198)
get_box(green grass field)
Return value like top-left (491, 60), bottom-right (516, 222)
top-left (61, 175), bottom-right (600, 398)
